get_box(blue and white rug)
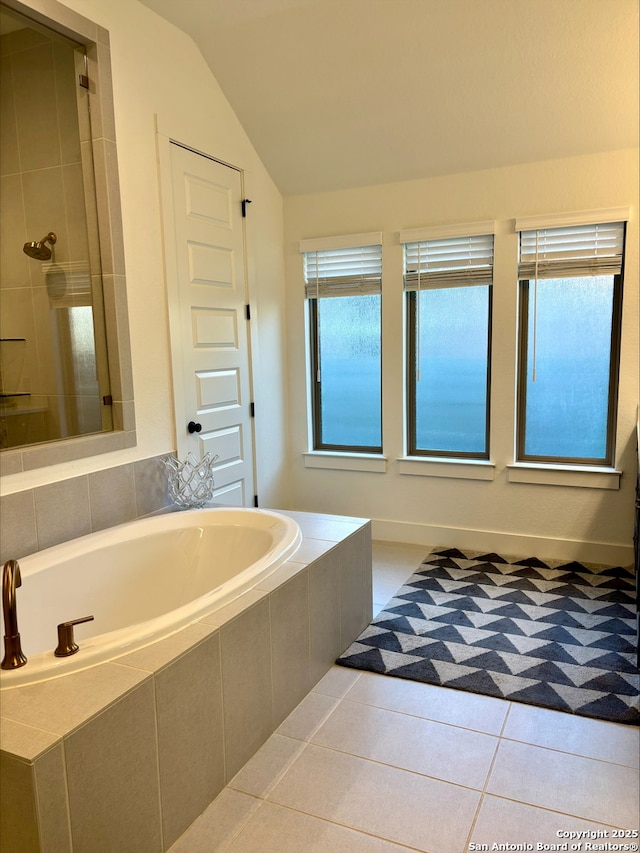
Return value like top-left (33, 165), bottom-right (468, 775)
top-left (337, 547), bottom-right (639, 726)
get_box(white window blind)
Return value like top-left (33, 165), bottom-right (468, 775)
top-left (303, 242), bottom-right (382, 299)
top-left (403, 233), bottom-right (494, 290)
top-left (518, 221), bottom-right (626, 280)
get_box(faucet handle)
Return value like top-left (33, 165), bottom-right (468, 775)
top-left (54, 615), bottom-right (94, 657)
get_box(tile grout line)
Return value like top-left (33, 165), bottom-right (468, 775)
top-left (280, 735), bottom-right (492, 798)
top-left (335, 688), bottom-right (509, 738)
top-left (462, 698), bottom-right (513, 851)
top-left (237, 798), bottom-right (434, 853)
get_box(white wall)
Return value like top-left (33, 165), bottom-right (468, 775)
top-left (284, 149), bottom-right (639, 563)
top-left (2, 0), bottom-right (292, 506)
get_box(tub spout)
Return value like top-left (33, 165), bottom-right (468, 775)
top-left (1, 559), bottom-right (27, 670)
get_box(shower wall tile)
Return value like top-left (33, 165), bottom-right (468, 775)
top-left (0, 336), bottom-right (27, 394)
top-left (269, 570), bottom-right (312, 728)
top-left (53, 41), bottom-right (82, 166)
top-left (155, 634), bottom-right (226, 848)
top-left (0, 174), bottom-right (30, 289)
top-left (34, 743), bottom-right (72, 853)
top-left (308, 548), bottom-right (342, 685)
top-left (22, 167), bottom-right (66, 263)
top-left (0, 489), bottom-right (37, 564)
top-left (74, 52), bottom-right (92, 145)
top-left (12, 43), bottom-right (62, 173)
top-left (0, 54), bottom-right (20, 177)
top-left (0, 752), bottom-right (40, 853)
top-left (0, 288), bottom-right (36, 385)
top-left (221, 599), bottom-right (274, 781)
top-left (30, 284), bottom-right (56, 395)
top-left (74, 395), bottom-right (103, 436)
top-left (65, 680), bottom-right (162, 853)
top-left (33, 475), bottom-right (92, 550)
top-left (0, 24), bottom-right (50, 55)
top-left (62, 162), bottom-right (90, 262)
top-left (88, 462), bottom-right (137, 531)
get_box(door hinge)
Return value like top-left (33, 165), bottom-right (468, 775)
top-left (78, 74), bottom-right (90, 89)
top-left (250, 401), bottom-right (255, 418)
top-left (241, 198), bottom-right (252, 217)
top-left (102, 395), bottom-right (113, 406)
top-left (245, 304), bottom-right (251, 321)
top-left (254, 495), bottom-right (259, 507)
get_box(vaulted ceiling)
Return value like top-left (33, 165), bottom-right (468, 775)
top-left (139, 0), bottom-right (639, 196)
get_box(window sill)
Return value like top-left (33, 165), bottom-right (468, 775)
top-left (398, 457), bottom-right (495, 480)
top-left (303, 451), bottom-right (387, 473)
top-left (507, 463), bottom-right (621, 490)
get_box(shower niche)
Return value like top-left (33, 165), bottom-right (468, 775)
top-left (0, 1), bottom-right (113, 450)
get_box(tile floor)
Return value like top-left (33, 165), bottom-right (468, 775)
top-left (169, 541), bottom-right (640, 853)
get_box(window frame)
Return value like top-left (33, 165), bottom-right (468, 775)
top-left (516, 271), bottom-right (624, 467)
top-left (405, 285), bottom-right (493, 460)
top-left (308, 294), bottom-right (383, 454)
top-left (401, 224), bottom-right (495, 461)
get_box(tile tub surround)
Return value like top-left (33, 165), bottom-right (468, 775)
top-left (0, 511), bottom-right (372, 853)
top-left (0, 453), bottom-right (174, 564)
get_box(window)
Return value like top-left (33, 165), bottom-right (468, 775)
top-left (402, 225), bottom-right (494, 458)
top-left (516, 218), bottom-right (625, 465)
top-left (301, 234), bottom-right (382, 452)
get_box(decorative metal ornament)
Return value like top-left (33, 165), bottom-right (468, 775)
top-left (161, 452), bottom-right (218, 509)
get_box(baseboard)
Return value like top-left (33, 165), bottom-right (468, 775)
top-left (371, 518), bottom-right (634, 567)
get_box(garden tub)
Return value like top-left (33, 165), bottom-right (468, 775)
top-left (0, 507), bottom-right (301, 689)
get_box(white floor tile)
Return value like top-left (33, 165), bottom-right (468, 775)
top-left (228, 734), bottom-right (304, 798)
top-left (168, 789), bottom-right (260, 853)
top-left (267, 743), bottom-right (481, 853)
top-left (276, 691), bottom-right (340, 741)
top-left (311, 698), bottom-right (498, 789)
top-left (502, 702), bottom-right (640, 767)
top-left (471, 796), bottom-right (619, 848)
top-left (345, 670), bottom-right (509, 735)
top-left (311, 665), bottom-right (361, 698)
top-left (487, 739), bottom-right (640, 828)
top-left (225, 802), bottom-right (419, 853)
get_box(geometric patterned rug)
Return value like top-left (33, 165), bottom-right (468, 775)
top-left (337, 547), bottom-right (639, 726)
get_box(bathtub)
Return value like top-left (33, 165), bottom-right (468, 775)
top-left (0, 507), bottom-right (301, 689)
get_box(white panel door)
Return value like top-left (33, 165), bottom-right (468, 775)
top-left (167, 143), bottom-right (255, 506)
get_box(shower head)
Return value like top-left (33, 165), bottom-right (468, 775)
top-left (23, 232), bottom-right (57, 261)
